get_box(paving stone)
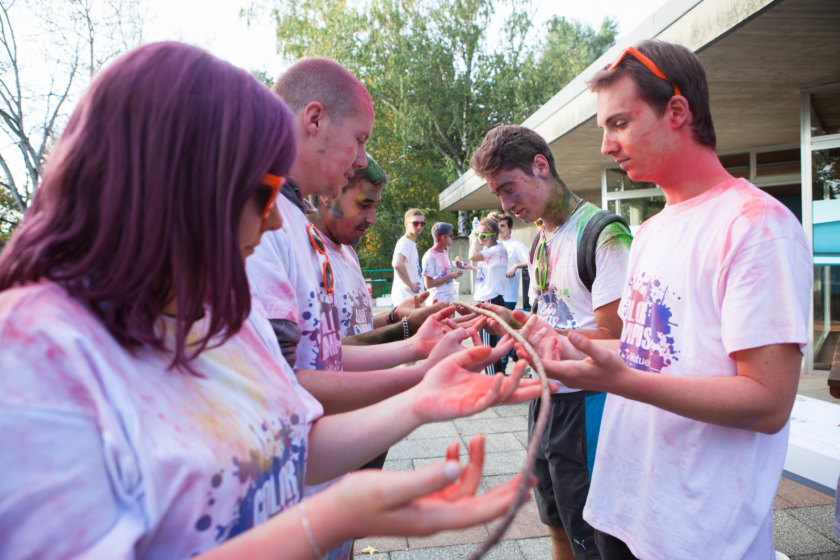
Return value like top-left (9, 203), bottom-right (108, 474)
top-left (487, 498), bottom-right (550, 540)
top-left (413, 455), bottom-right (469, 470)
top-left (493, 403), bottom-right (530, 417)
top-left (454, 416), bottom-right (528, 436)
top-left (406, 524), bottom-right (489, 550)
top-left (515, 537), bottom-right (552, 560)
top-left (513, 431), bottom-right (531, 448)
top-left (777, 478), bottom-right (836, 508)
top-left (773, 510), bottom-right (840, 557)
top-left (391, 540), bottom-right (524, 560)
top-left (354, 536), bottom-right (407, 554)
top-left (483, 450), bottom-right (528, 476)
top-left (478, 474), bottom-right (517, 495)
top-left (775, 495), bottom-right (797, 510)
top-left (387, 437), bottom-right (466, 461)
top-left (464, 408), bottom-right (500, 420)
top-left (407, 422), bottom-right (460, 440)
top-left (787, 505), bottom-right (840, 544)
top-left (463, 432), bottom-right (525, 453)
top-left (789, 554), bottom-right (840, 560)
top-left (382, 459), bottom-right (414, 472)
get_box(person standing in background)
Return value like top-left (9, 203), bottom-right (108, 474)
top-left (469, 217), bottom-right (508, 375)
top-left (391, 209), bottom-right (425, 306)
top-left (497, 214), bottom-right (529, 311)
top-left (422, 222), bottom-right (463, 303)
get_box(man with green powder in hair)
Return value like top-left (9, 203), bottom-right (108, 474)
top-left (470, 125), bottom-right (632, 560)
top-left (309, 155), bottom-right (443, 345)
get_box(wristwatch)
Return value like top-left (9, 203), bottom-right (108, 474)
top-left (388, 307), bottom-right (398, 325)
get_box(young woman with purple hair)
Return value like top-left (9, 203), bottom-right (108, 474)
top-left (0, 42), bottom-right (541, 559)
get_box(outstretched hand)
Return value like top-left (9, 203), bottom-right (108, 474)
top-left (412, 347), bottom-right (542, 423)
top-left (326, 435), bottom-right (529, 540)
top-left (519, 331), bottom-right (631, 393)
top-left (512, 313), bottom-right (586, 361)
top-left (425, 324), bottom-right (514, 373)
top-left (406, 300), bottom-right (451, 337)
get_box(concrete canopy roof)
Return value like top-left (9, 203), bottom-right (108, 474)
top-left (439, 0), bottom-right (840, 212)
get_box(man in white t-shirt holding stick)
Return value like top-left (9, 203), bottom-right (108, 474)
top-left (391, 209), bottom-right (426, 306)
top-left (516, 41), bottom-right (812, 560)
top-left (422, 222), bottom-right (463, 304)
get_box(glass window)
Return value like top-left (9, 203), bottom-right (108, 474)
top-left (811, 89), bottom-right (840, 137)
top-left (719, 152), bottom-right (749, 179)
top-left (607, 197), bottom-right (666, 235)
top-left (756, 149), bottom-right (800, 177)
top-left (812, 147), bottom-right (840, 355)
top-left (605, 168), bottom-right (657, 192)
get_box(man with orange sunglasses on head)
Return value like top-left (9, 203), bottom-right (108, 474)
top-left (513, 41), bottom-right (811, 559)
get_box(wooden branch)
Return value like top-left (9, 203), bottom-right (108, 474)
top-left (452, 301), bottom-right (551, 560)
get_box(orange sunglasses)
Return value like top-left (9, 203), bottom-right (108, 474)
top-left (260, 173), bottom-right (286, 219)
top-left (306, 224), bottom-right (335, 295)
top-left (608, 46), bottom-right (681, 97)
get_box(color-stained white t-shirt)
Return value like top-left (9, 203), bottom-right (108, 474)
top-left (473, 243), bottom-right (508, 302)
top-left (501, 237), bottom-right (529, 304)
top-left (248, 194), bottom-right (343, 371)
top-left (528, 202), bottom-right (632, 333)
top-left (422, 248), bottom-right (455, 303)
top-left (320, 229), bottom-right (374, 338)
top-left (585, 179), bottom-right (812, 560)
top-left (390, 236), bottom-right (422, 305)
top-left (0, 281), bottom-right (323, 560)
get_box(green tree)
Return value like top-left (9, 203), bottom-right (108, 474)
top-left (264, 0), bottom-right (617, 269)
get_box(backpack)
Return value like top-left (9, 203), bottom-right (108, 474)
top-left (529, 209), bottom-right (630, 294)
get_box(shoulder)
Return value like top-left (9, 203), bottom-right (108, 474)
top-left (0, 282), bottom-right (115, 414)
top-left (722, 180), bottom-right (808, 251)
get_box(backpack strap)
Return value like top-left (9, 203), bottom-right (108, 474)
top-left (577, 210), bottom-right (630, 293)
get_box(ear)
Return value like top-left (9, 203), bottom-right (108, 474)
top-left (302, 101), bottom-right (327, 138)
top-left (532, 154), bottom-right (550, 180)
top-left (667, 96), bottom-right (693, 131)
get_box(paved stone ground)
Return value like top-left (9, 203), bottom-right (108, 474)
top-left (354, 398), bottom-right (840, 560)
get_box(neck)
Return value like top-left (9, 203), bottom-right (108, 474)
top-left (652, 142), bottom-right (734, 205)
top-left (405, 232), bottom-right (417, 242)
top-left (431, 239), bottom-right (447, 251)
top-left (541, 185), bottom-right (580, 231)
top-left (308, 211), bottom-right (339, 245)
top-left (499, 232), bottom-right (510, 241)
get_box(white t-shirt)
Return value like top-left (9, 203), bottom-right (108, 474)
top-left (248, 194), bottom-right (343, 371)
top-left (473, 243), bottom-right (508, 302)
top-left (321, 229), bottom-right (374, 338)
top-left (528, 202), bottom-right (631, 331)
top-left (501, 237), bottom-right (529, 304)
top-left (0, 281), bottom-right (323, 560)
top-left (390, 236), bottom-right (422, 305)
top-left (422, 248), bottom-right (455, 303)
top-left (585, 179), bottom-right (812, 560)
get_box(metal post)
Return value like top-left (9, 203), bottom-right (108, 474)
top-left (800, 90), bottom-right (814, 374)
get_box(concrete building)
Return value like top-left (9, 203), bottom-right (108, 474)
top-left (439, 0), bottom-right (840, 373)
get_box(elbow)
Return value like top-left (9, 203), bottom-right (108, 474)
top-left (759, 412), bottom-right (790, 435)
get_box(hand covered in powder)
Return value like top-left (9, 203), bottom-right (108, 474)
top-left (521, 331), bottom-right (630, 392)
top-left (412, 347), bottom-right (543, 423)
top-left (424, 325), bottom-right (514, 373)
top-left (320, 436), bottom-right (528, 541)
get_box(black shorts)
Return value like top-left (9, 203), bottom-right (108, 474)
top-left (529, 390), bottom-right (607, 560)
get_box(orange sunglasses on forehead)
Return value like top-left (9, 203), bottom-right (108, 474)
top-left (260, 173), bottom-right (286, 219)
top-left (608, 46), bottom-right (682, 97)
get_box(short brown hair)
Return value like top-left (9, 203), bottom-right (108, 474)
top-left (470, 125), bottom-right (565, 185)
top-left (273, 58), bottom-right (371, 123)
top-left (587, 40), bottom-right (716, 148)
top-left (478, 217), bottom-right (499, 235)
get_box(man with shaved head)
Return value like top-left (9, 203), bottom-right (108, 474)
top-left (247, 58), bottom-right (451, 405)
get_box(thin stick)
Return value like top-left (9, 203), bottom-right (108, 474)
top-left (453, 301), bottom-right (551, 560)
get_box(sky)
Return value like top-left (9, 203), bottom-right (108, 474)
top-left (142, 0), bottom-right (670, 78)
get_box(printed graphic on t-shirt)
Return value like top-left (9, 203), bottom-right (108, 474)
top-left (536, 285), bottom-right (577, 330)
top-left (301, 289), bottom-right (342, 371)
top-left (339, 289), bottom-right (374, 336)
top-left (205, 415), bottom-right (308, 541)
top-left (619, 272), bottom-right (681, 373)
